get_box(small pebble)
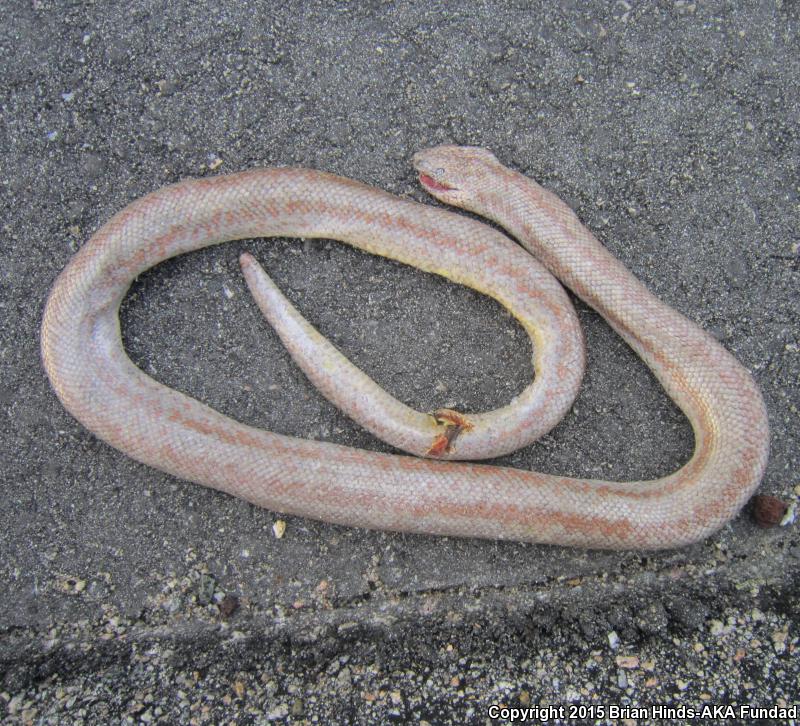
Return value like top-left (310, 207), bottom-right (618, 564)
top-left (753, 495), bottom-right (789, 527)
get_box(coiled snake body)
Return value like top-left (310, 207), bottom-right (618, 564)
top-left (40, 146), bottom-right (769, 549)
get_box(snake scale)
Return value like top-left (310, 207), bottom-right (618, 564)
top-left (40, 146), bottom-right (770, 549)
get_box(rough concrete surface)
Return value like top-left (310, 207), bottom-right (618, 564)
top-left (1, 0), bottom-right (798, 722)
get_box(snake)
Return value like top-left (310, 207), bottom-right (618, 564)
top-left (40, 145), bottom-right (770, 549)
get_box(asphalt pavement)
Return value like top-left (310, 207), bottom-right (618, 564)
top-left (1, 1), bottom-right (798, 722)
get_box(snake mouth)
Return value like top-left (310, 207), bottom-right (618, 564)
top-left (418, 173), bottom-right (456, 193)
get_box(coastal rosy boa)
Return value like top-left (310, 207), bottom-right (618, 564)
top-left (41, 146), bottom-right (769, 549)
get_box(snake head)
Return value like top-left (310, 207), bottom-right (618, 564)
top-left (412, 145), bottom-right (502, 210)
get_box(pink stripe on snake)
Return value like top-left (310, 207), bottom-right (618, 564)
top-left (40, 146), bottom-right (769, 549)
